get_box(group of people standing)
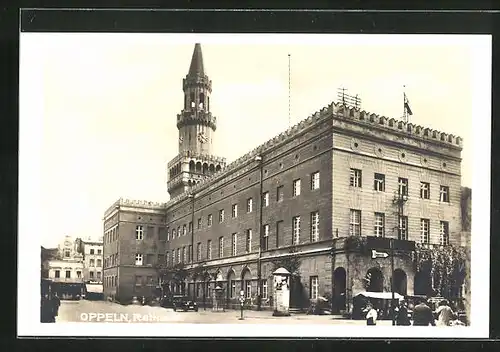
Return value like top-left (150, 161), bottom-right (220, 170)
top-left (364, 299), bottom-right (462, 326)
top-left (40, 293), bottom-right (61, 323)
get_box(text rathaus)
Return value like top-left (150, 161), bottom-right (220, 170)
top-left (102, 43), bottom-right (469, 312)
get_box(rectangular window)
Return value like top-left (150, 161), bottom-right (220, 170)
top-left (420, 182), bottom-right (430, 199)
top-left (64, 250), bottom-right (70, 258)
top-left (232, 233), bottom-right (237, 256)
top-left (90, 259), bottom-right (95, 266)
top-left (311, 171), bottom-right (320, 190)
top-left (171, 228), bottom-right (176, 240)
top-left (55, 270), bottom-right (60, 278)
top-left (135, 254), bottom-right (143, 266)
top-left (147, 226), bottom-right (154, 239)
top-left (398, 177), bottom-right (409, 196)
top-left (177, 248), bottom-right (181, 264)
top-left (77, 271), bottom-right (82, 278)
top-left (158, 254), bottom-right (165, 265)
top-left (66, 270), bottom-right (71, 279)
top-left (134, 275), bottom-right (142, 286)
top-left (207, 240), bottom-right (212, 260)
top-left (183, 247), bottom-right (187, 262)
top-left (374, 173), bottom-right (385, 192)
top-left (197, 218), bottom-right (202, 229)
top-left (276, 221), bottom-right (283, 248)
top-left (440, 221), bottom-right (450, 246)
top-left (97, 259), bottom-right (102, 267)
top-left (293, 179), bottom-right (301, 197)
top-left (310, 276), bottom-right (319, 300)
top-left (219, 209), bottom-right (225, 223)
top-left (90, 271), bottom-right (94, 279)
top-left (310, 211), bottom-right (319, 242)
top-left (158, 227), bottom-right (166, 241)
top-left (247, 198), bottom-right (253, 213)
top-left (171, 250), bottom-right (175, 265)
top-left (374, 213), bottom-right (385, 237)
top-left (263, 192), bottom-right (269, 207)
top-left (292, 216), bottom-right (301, 245)
top-left (263, 224), bottom-right (270, 250)
top-left (440, 186), bottom-right (450, 203)
top-left (276, 185), bottom-right (284, 202)
top-left (219, 237), bottom-right (224, 258)
top-left (136, 225), bottom-right (144, 240)
top-left (197, 242), bottom-right (202, 261)
top-left (246, 281), bottom-right (251, 299)
top-left (232, 204), bottom-right (238, 218)
top-left (90, 249), bottom-right (95, 255)
top-left (420, 219), bottom-right (430, 244)
top-left (350, 169), bottom-right (362, 187)
top-left (208, 214), bottom-right (213, 227)
top-left (177, 227), bottom-right (181, 238)
top-left (231, 281), bottom-right (236, 298)
top-left (349, 209), bottom-right (361, 236)
top-left (262, 280), bottom-right (268, 300)
top-left (96, 271), bottom-right (101, 280)
top-left (164, 252), bottom-right (169, 266)
top-left (246, 229), bottom-right (252, 253)
top-left (183, 224), bottom-right (187, 236)
top-left (398, 216), bottom-right (408, 240)
top-left (188, 222), bottom-right (193, 233)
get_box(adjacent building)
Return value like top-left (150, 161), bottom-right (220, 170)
top-left (46, 235), bottom-right (85, 299)
top-left (103, 43), bottom-right (468, 310)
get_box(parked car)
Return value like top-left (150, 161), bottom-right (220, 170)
top-left (173, 295), bottom-right (198, 312)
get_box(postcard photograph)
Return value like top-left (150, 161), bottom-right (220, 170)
top-left (18, 32), bottom-right (490, 338)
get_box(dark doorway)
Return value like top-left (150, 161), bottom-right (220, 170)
top-left (414, 271), bottom-right (433, 296)
top-left (332, 267), bottom-right (347, 313)
top-left (366, 267), bottom-right (384, 292)
top-left (393, 269), bottom-right (407, 295)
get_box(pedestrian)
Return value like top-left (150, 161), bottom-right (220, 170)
top-left (435, 300), bottom-right (455, 326)
top-left (412, 299), bottom-right (436, 326)
top-left (395, 301), bottom-right (411, 326)
top-left (364, 302), bottom-right (378, 326)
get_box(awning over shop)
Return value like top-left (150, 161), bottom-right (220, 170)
top-left (85, 284), bottom-right (103, 294)
top-left (354, 291), bottom-right (404, 300)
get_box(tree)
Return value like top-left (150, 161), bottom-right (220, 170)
top-left (155, 262), bottom-right (188, 295)
top-left (411, 243), bottom-right (467, 298)
top-left (270, 246), bottom-right (302, 276)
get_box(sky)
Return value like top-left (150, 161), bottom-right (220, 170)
top-left (19, 33), bottom-right (489, 248)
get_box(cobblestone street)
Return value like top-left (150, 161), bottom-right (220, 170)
top-left (57, 299), bottom-right (396, 325)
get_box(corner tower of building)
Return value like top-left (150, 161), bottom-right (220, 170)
top-left (167, 43), bottom-right (226, 198)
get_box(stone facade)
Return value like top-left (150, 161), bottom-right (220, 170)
top-left (101, 44), bottom-right (466, 310)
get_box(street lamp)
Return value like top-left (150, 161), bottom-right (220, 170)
top-left (255, 155), bottom-right (264, 311)
top-left (391, 190), bottom-right (408, 326)
top-left (188, 194), bottom-right (195, 266)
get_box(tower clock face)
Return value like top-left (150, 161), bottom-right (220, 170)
top-left (197, 132), bottom-right (208, 143)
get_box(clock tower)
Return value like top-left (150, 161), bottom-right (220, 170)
top-left (167, 43), bottom-right (226, 198)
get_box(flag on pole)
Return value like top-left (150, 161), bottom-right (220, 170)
top-left (404, 93), bottom-right (413, 116)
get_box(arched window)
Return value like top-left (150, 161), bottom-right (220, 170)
top-left (199, 92), bottom-right (205, 110)
top-left (190, 92), bottom-right (195, 108)
top-left (366, 267), bottom-right (383, 292)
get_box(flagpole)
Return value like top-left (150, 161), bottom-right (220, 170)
top-left (403, 85), bottom-right (407, 123)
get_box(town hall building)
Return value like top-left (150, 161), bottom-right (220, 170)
top-left (102, 43), bottom-right (467, 313)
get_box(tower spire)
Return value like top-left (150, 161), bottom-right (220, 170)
top-left (188, 43), bottom-right (205, 76)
